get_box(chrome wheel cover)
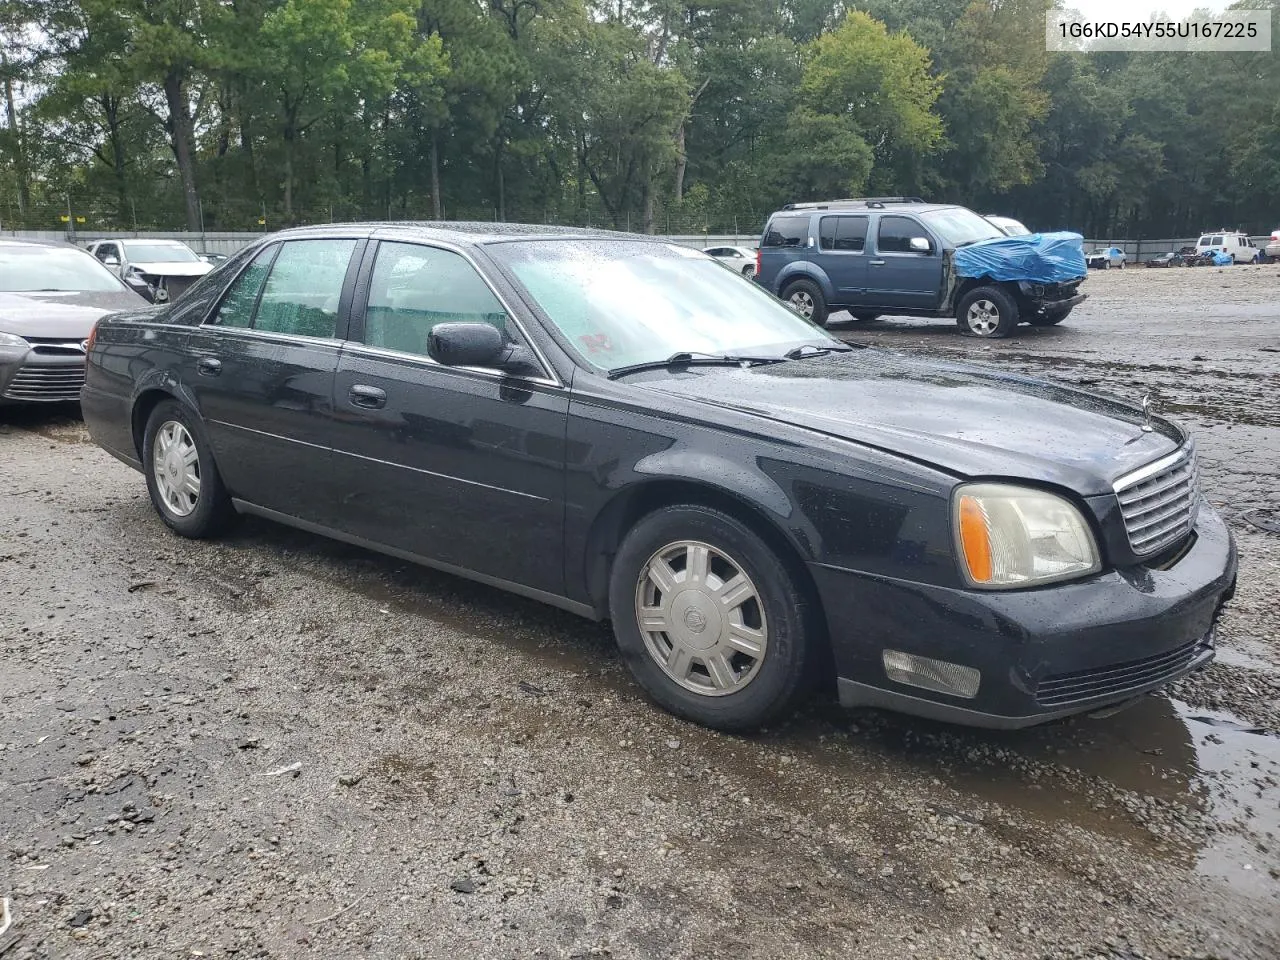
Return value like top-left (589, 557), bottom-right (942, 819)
top-left (965, 298), bottom-right (1000, 336)
top-left (635, 540), bottom-right (768, 696)
top-left (788, 290), bottom-right (815, 318)
top-left (152, 420), bottom-right (201, 517)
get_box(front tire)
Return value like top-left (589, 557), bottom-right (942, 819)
top-left (608, 504), bottom-right (817, 731)
top-left (957, 285), bottom-right (1019, 338)
top-left (781, 279), bottom-right (829, 328)
top-left (143, 400), bottom-right (236, 538)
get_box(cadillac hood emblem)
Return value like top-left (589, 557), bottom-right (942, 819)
top-left (1140, 393), bottom-right (1155, 433)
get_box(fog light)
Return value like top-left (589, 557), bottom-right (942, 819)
top-left (882, 650), bottom-right (981, 699)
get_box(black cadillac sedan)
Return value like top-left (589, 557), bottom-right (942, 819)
top-left (81, 223), bottom-right (1237, 732)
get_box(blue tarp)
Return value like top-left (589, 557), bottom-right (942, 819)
top-left (953, 231), bottom-right (1087, 284)
top-left (1211, 249), bottom-right (1233, 266)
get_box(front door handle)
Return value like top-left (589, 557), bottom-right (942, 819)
top-left (348, 384), bottom-right (387, 410)
top-left (196, 357), bottom-right (222, 376)
top-left (869, 259), bottom-right (886, 266)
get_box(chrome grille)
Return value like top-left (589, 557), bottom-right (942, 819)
top-left (2, 363), bottom-right (86, 401)
top-left (1114, 446), bottom-right (1199, 557)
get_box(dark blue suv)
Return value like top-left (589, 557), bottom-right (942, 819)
top-left (754, 198), bottom-right (1087, 337)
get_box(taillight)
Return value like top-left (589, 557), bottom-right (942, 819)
top-left (85, 320), bottom-right (100, 353)
top-left (755, 248), bottom-right (762, 276)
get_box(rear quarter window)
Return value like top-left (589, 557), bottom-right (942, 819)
top-left (762, 216), bottom-right (810, 249)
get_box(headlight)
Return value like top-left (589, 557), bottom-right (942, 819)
top-left (0, 331), bottom-right (28, 348)
top-left (953, 483), bottom-right (1100, 588)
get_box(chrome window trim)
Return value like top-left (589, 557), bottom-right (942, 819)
top-left (190, 326), bottom-right (344, 349)
top-left (1113, 444), bottom-right (1194, 493)
top-left (339, 341), bottom-right (562, 390)
top-left (362, 234), bottom-right (563, 388)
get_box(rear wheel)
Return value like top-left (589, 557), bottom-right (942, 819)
top-left (957, 285), bottom-right (1019, 338)
top-left (741, 264), bottom-right (756, 278)
top-left (782, 279), bottom-right (829, 328)
top-left (608, 504), bottom-right (817, 731)
top-left (143, 400), bottom-right (235, 538)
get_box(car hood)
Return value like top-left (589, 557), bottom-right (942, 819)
top-left (129, 260), bottom-right (212, 277)
top-left (636, 350), bottom-right (1182, 495)
top-left (0, 290), bottom-right (149, 338)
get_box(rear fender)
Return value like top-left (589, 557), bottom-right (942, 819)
top-left (774, 263), bottom-right (834, 303)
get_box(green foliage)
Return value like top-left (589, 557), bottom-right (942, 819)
top-left (1, 0), bottom-right (1277, 236)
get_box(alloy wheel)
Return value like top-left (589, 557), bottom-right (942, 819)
top-left (152, 420), bottom-right (201, 517)
top-left (788, 290), bottom-right (814, 318)
top-left (965, 299), bottom-right (1001, 336)
top-left (634, 540), bottom-right (768, 697)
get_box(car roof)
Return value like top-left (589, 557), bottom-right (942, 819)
top-left (0, 237), bottom-right (88, 251)
top-left (769, 201), bottom-right (961, 218)
top-left (262, 220), bottom-right (655, 247)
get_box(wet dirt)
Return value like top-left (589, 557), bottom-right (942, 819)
top-left (1, 265), bottom-right (1278, 958)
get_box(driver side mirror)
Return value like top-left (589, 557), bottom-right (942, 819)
top-left (908, 237), bottom-right (932, 254)
top-left (103, 256), bottom-right (120, 267)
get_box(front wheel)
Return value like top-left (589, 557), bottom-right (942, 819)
top-left (957, 285), bottom-right (1019, 338)
top-left (608, 505), bottom-right (817, 731)
top-left (143, 400), bottom-right (236, 538)
top-left (782, 279), bottom-right (829, 328)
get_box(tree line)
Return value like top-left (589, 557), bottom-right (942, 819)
top-left (1, 0), bottom-right (1277, 238)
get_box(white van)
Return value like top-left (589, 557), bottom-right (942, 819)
top-left (1195, 231), bottom-right (1263, 264)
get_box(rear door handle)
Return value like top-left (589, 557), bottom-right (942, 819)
top-left (869, 259), bottom-right (886, 266)
top-left (348, 384), bottom-right (387, 410)
top-left (196, 357), bottom-right (222, 376)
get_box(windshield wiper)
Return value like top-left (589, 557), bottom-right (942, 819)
top-left (607, 351), bottom-right (783, 380)
top-left (783, 343), bottom-right (855, 360)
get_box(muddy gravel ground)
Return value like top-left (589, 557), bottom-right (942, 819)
top-left (2, 265), bottom-right (1278, 960)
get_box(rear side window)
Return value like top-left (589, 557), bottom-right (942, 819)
top-left (254, 239), bottom-right (357, 338)
top-left (762, 216), bottom-right (809, 248)
top-left (877, 216), bottom-right (927, 253)
top-left (819, 216), bottom-right (869, 251)
top-left (211, 246), bottom-right (277, 329)
top-left (363, 242), bottom-right (510, 358)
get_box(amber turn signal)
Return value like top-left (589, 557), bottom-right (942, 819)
top-left (957, 494), bottom-right (993, 583)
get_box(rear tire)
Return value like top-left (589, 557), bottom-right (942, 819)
top-left (143, 400), bottom-right (236, 539)
top-left (782, 279), bottom-right (829, 328)
top-left (741, 264), bottom-right (755, 278)
top-left (608, 504), bottom-right (817, 731)
top-left (957, 285), bottom-right (1019, 338)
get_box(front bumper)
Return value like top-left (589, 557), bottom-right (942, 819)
top-left (812, 504), bottom-right (1237, 729)
top-left (0, 340), bottom-right (87, 404)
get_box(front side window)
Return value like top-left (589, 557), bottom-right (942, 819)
top-left (762, 216), bottom-right (809, 248)
top-left (253, 239), bottom-right (357, 338)
top-left (362, 242), bottom-right (510, 358)
top-left (1210, 235), bottom-right (1224, 245)
top-left (210, 245), bottom-right (277, 329)
top-left (94, 243), bottom-right (119, 262)
top-left (491, 239), bottom-right (836, 371)
top-left (877, 216), bottom-right (929, 253)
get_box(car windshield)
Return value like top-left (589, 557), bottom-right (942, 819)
top-left (920, 207), bottom-right (1004, 246)
top-left (124, 242), bottom-right (200, 262)
top-left (0, 245), bottom-right (127, 292)
top-left (490, 239), bottom-right (836, 372)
